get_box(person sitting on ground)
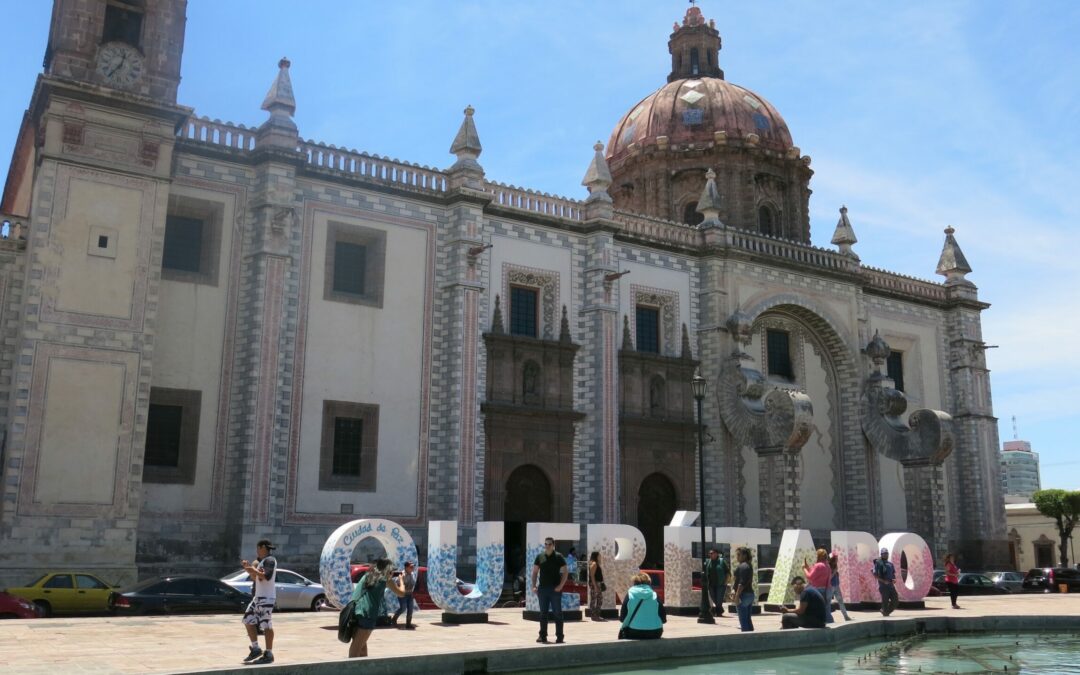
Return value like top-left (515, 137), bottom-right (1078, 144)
top-left (618, 572), bottom-right (666, 640)
top-left (780, 576), bottom-right (827, 630)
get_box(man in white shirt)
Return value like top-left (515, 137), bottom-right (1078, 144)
top-left (241, 539), bottom-right (278, 665)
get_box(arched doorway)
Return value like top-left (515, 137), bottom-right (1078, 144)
top-left (637, 473), bottom-right (678, 568)
top-left (504, 464), bottom-right (553, 579)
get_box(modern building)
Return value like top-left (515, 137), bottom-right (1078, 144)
top-left (0, 1), bottom-right (1009, 586)
top-left (1000, 440), bottom-right (1041, 501)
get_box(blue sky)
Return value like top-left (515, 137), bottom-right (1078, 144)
top-left (2, 1), bottom-right (1078, 489)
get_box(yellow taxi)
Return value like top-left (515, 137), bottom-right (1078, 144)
top-left (5, 572), bottom-right (118, 616)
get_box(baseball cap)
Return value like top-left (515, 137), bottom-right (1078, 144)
top-left (880, 548), bottom-right (889, 556)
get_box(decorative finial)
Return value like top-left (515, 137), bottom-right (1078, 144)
top-left (681, 323), bottom-right (692, 359)
top-left (256, 57), bottom-right (299, 148)
top-left (830, 204), bottom-right (859, 259)
top-left (935, 225), bottom-right (973, 286)
top-left (866, 330), bottom-right (891, 365)
top-left (448, 104), bottom-right (484, 188)
top-left (695, 168), bottom-right (724, 227)
top-left (582, 141), bottom-right (614, 219)
top-left (491, 295), bottom-right (505, 335)
top-left (622, 315), bottom-right (633, 351)
top-left (559, 305), bottom-right (572, 343)
top-left (261, 57), bottom-right (296, 117)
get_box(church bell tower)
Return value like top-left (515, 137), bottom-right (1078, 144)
top-left (0, 0), bottom-right (190, 585)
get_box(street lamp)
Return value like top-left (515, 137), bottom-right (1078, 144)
top-left (692, 370), bottom-right (714, 624)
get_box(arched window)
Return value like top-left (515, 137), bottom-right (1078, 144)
top-left (683, 201), bottom-right (704, 226)
top-left (522, 360), bottom-right (541, 404)
top-left (758, 205), bottom-right (776, 236)
top-left (649, 376), bottom-right (666, 417)
top-left (690, 48), bottom-right (700, 75)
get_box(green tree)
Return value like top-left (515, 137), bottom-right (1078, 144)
top-left (1032, 489), bottom-right (1080, 567)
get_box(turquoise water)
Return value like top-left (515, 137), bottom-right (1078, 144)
top-left (529, 634), bottom-right (1080, 674)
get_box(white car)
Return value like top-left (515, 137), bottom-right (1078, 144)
top-left (221, 569), bottom-right (328, 611)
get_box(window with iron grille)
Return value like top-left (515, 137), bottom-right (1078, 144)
top-left (332, 417), bottom-right (364, 477)
top-left (510, 286), bottom-right (539, 338)
top-left (766, 329), bottom-right (794, 380)
top-left (143, 388), bottom-right (201, 485)
top-left (887, 350), bottom-right (905, 392)
top-left (333, 241), bottom-right (367, 296)
top-left (163, 215), bottom-right (204, 273)
top-left (636, 306), bottom-right (661, 353)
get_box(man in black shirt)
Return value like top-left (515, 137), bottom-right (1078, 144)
top-left (780, 576), bottom-right (827, 629)
top-left (530, 537), bottom-right (568, 644)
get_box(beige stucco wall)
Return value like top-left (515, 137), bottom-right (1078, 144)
top-left (143, 184), bottom-right (237, 513)
top-left (1006, 503), bottom-right (1074, 571)
top-left (296, 210), bottom-right (430, 515)
top-left (489, 228), bottom-right (575, 336)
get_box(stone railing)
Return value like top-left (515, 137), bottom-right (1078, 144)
top-left (485, 180), bottom-right (583, 220)
top-left (299, 140), bottom-right (447, 194)
top-left (0, 213), bottom-right (28, 250)
top-left (613, 210), bottom-right (700, 247)
top-left (727, 229), bottom-right (854, 271)
top-left (862, 265), bottom-right (948, 302)
top-left (177, 116), bottom-right (257, 151)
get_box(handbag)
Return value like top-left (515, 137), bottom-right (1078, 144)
top-left (337, 599), bottom-right (358, 643)
top-left (600, 582), bottom-right (607, 592)
top-left (617, 599), bottom-right (643, 640)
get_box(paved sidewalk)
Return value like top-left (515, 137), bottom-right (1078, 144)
top-left (0, 594), bottom-right (1078, 674)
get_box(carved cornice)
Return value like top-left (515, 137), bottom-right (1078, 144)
top-left (717, 311), bottom-right (813, 456)
top-left (860, 334), bottom-right (954, 467)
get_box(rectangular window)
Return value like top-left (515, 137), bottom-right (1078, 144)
top-left (161, 196), bottom-right (222, 286)
top-left (162, 215), bottom-right (204, 273)
top-left (766, 329), bottom-right (794, 380)
top-left (323, 222), bottom-right (386, 308)
top-left (509, 286), bottom-right (539, 338)
top-left (103, 3), bottom-right (143, 47)
top-left (635, 305), bottom-right (660, 353)
top-left (886, 350), bottom-right (905, 392)
top-left (331, 416), bottom-right (364, 477)
top-left (319, 401), bottom-right (379, 492)
top-left (332, 241), bottom-right (367, 296)
top-left (142, 388), bottom-right (201, 485)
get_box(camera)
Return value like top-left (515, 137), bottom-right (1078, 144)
top-left (391, 570), bottom-right (402, 577)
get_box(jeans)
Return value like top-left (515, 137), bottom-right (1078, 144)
top-left (536, 586), bottom-right (564, 640)
top-left (830, 585), bottom-right (851, 620)
top-left (815, 586), bottom-right (834, 624)
top-left (781, 612), bottom-right (826, 629)
top-left (736, 592), bottom-right (755, 632)
top-left (947, 582), bottom-right (960, 607)
top-left (392, 593), bottom-right (413, 625)
top-left (709, 582), bottom-right (727, 615)
top-left (878, 583), bottom-right (899, 616)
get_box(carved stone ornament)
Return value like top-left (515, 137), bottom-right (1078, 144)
top-left (861, 333), bottom-right (954, 467)
top-left (718, 311), bottom-right (813, 456)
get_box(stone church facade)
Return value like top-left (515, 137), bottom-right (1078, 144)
top-left (0, 1), bottom-right (1007, 585)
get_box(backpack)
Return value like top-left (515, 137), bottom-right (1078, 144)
top-left (337, 599), bottom-right (358, 643)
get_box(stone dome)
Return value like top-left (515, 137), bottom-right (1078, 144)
top-left (607, 77), bottom-right (794, 163)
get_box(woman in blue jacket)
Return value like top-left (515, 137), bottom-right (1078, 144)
top-left (618, 572), bottom-right (666, 640)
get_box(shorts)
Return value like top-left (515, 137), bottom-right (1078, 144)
top-left (243, 598), bottom-right (275, 631)
top-left (354, 615), bottom-right (377, 630)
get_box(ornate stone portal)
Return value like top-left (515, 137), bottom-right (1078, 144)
top-left (861, 331), bottom-right (955, 559)
top-left (718, 311), bottom-right (813, 534)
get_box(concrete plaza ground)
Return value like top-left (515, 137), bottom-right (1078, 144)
top-left (0, 594), bottom-right (1078, 674)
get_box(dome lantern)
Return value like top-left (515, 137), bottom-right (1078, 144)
top-left (668, 4), bottom-right (723, 82)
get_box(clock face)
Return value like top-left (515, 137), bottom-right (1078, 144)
top-left (96, 42), bottom-right (144, 89)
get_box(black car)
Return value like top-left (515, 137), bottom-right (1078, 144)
top-left (953, 573), bottom-right (1010, 595)
top-left (110, 576), bottom-right (251, 615)
top-left (1021, 567), bottom-right (1080, 593)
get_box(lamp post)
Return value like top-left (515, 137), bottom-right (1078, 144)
top-left (692, 370), bottom-right (714, 624)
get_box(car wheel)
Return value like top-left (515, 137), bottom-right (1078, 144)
top-left (33, 601), bottom-right (51, 618)
top-left (310, 594), bottom-right (328, 611)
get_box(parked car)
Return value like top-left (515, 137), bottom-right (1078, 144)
top-left (351, 565), bottom-right (483, 610)
top-left (4, 572), bottom-right (118, 617)
top-left (988, 571), bottom-right (1025, 593)
top-left (110, 576), bottom-right (251, 615)
top-left (1021, 567), bottom-right (1080, 593)
top-left (949, 573), bottom-right (1010, 595)
top-left (0, 591), bottom-right (40, 619)
top-left (508, 565), bottom-right (589, 606)
top-left (221, 569), bottom-right (327, 611)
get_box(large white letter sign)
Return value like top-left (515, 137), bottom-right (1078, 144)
top-left (767, 529), bottom-right (817, 605)
top-left (319, 519), bottom-right (418, 609)
top-left (714, 527), bottom-right (772, 602)
top-left (587, 524), bottom-right (646, 610)
top-left (831, 531), bottom-right (881, 604)
top-left (525, 522), bottom-right (581, 614)
top-left (879, 532), bottom-right (934, 602)
top-left (663, 512), bottom-right (710, 610)
top-left (427, 521), bottom-right (504, 619)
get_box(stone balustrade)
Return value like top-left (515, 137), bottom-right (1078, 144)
top-left (862, 265), bottom-right (948, 302)
top-left (299, 140), bottom-right (447, 194)
top-left (178, 116), bottom-right (256, 150)
top-left (484, 180), bottom-right (583, 220)
top-left (613, 210), bottom-right (699, 247)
